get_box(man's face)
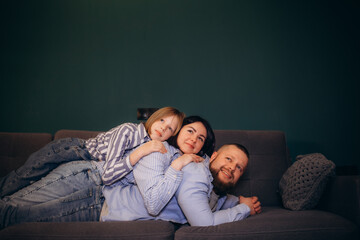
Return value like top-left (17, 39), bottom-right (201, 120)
top-left (209, 145), bottom-right (248, 194)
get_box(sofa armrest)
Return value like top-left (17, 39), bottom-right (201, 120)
top-left (317, 175), bottom-right (360, 227)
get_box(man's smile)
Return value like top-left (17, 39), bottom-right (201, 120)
top-left (220, 168), bottom-right (233, 180)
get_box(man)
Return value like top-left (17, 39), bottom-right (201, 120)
top-left (175, 143), bottom-right (261, 226)
top-left (101, 143), bottom-right (261, 226)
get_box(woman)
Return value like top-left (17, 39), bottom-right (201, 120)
top-left (102, 116), bottom-right (215, 220)
top-left (0, 116), bottom-right (215, 228)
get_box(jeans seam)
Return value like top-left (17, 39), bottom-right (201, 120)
top-left (9, 167), bottom-right (92, 199)
top-left (38, 203), bottom-right (101, 222)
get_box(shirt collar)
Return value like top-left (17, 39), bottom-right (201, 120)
top-left (137, 123), bottom-right (151, 143)
top-left (202, 154), bottom-right (214, 183)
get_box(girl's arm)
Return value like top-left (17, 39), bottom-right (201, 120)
top-left (102, 124), bottom-right (141, 185)
top-left (129, 140), bottom-right (167, 166)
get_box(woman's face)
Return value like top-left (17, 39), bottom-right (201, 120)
top-left (177, 122), bottom-right (207, 154)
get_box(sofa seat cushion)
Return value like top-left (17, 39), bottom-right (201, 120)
top-left (0, 221), bottom-right (175, 240)
top-left (174, 207), bottom-right (359, 240)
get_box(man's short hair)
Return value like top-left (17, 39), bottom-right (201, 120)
top-left (219, 143), bottom-right (250, 159)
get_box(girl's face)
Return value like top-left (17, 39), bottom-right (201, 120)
top-left (177, 122), bottom-right (207, 154)
top-left (149, 115), bottom-right (180, 142)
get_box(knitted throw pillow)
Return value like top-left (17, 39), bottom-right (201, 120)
top-left (279, 153), bottom-right (335, 211)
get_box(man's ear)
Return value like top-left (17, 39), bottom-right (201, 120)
top-left (210, 151), bottom-right (218, 163)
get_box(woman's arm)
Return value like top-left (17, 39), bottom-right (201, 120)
top-left (134, 142), bottom-right (195, 216)
top-left (133, 144), bottom-right (183, 216)
top-left (133, 142), bottom-right (204, 216)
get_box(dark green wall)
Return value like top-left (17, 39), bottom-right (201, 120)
top-left (1, 0), bottom-right (359, 170)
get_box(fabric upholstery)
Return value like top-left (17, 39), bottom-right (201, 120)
top-left (318, 175), bottom-right (360, 227)
top-left (54, 129), bottom-right (101, 140)
top-left (174, 207), bottom-right (359, 240)
top-left (279, 153), bottom-right (336, 210)
top-left (0, 132), bottom-right (52, 177)
top-left (0, 221), bottom-right (175, 240)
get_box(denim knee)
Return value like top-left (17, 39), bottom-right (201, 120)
top-left (16, 138), bottom-right (93, 177)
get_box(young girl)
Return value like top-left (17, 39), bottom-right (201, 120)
top-left (87, 107), bottom-right (185, 185)
top-left (0, 107), bottom-right (185, 197)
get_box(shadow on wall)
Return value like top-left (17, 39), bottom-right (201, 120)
top-left (288, 140), bottom-right (358, 176)
top-left (287, 140), bottom-right (323, 161)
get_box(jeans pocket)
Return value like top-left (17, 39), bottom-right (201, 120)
top-left (87, 168), bottom-right (103, 186)
top-left (60, 188), bottom-right (94, 203)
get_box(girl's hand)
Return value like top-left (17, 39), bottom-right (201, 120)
top-left (171, 154), bottom-right (204, 171)
top-left (129, 140), bottom-right (166, 166)
top-left (142, 140), bottom-right (167, 155)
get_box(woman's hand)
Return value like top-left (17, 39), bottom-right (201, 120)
top-left (171, 154), bottom-right (204, 171)
top-left (129, 140), bottom-right (167, 166)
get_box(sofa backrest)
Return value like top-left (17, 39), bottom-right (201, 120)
top-left (214, 130), bottom-right (291, 207)
top-left (54, 129), bottom-right (102, 140)
top-left (55, 129), bottom-right (291, 206)
top-left (1, 129), bottom-right (291, 207)
top-left (0, 132), bottom-right (52, 177)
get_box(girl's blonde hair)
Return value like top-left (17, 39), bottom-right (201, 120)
top-left (144, 107), bottom-right (185, 136)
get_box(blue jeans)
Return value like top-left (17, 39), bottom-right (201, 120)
top-left (0, 138), bottom-right (94, 198)
top-left (0, 161), bottom-right (104, 229)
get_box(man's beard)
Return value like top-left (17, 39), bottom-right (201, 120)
top-left (210, 164), bottom-right (235, 196)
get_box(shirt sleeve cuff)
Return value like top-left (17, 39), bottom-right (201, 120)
top-left (237, 203), bottom-right (251, 219)
top-left (125, 155), bottom-right (133, 171)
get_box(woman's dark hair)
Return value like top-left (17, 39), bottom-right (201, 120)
top-left (168, 116), bottom-right (215, 157)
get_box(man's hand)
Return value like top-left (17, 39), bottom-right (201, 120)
top-left (239, 196), bottom-right (262, 215)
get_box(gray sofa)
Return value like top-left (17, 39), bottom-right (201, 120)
top-left (0, 129), bottom-right (359, 240)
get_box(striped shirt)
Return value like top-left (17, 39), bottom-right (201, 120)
top-left (101, 142), bottom-right (186, 223)
top-left (85, 123), bottom-right (150, 185)
top-left (133, 142), bottom-right (183, 216)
